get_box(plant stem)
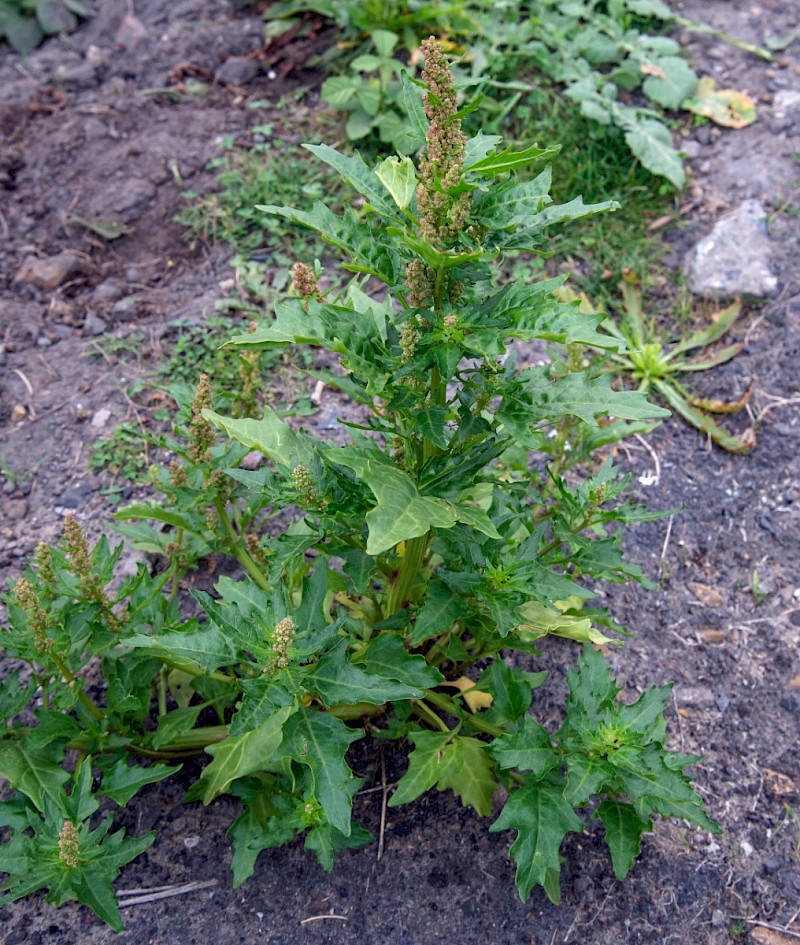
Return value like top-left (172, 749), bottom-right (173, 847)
top-left (424, 690), bottom-right (505, 737)
top-left (412, 698), bottom-right (451, 732)
top-left (386, 532), bottom-right (429, 615)
top-left (50, 651), bottom-right (104, 722)
top-left (213, 497), bottom-right (270, 590)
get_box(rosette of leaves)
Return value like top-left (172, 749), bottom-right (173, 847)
top-left (0, 0), bottom-right (90, 54)
top-left (0, 40), bottom-right (717, 928)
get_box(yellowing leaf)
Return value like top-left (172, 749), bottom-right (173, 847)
top-left (442, 676), bottom-right (494, 713)
top-left (517, 600), bottom-right (618, 647)
top-left (684, 77), bottom-right (756, 129)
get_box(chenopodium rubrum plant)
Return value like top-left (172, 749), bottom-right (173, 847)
top-left (0, 40), bottom-right (718, 929)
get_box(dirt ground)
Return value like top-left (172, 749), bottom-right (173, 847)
top-left (1, 1), bottom-right (799, 943)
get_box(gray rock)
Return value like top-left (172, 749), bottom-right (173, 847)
top-left (91, 280), bottom-right (124, 303)
top-left (215, 57), bottom-right (259, 86)
top-left (111, 297), bottom-right (139, 321)
top-left (83, 311), bottom-right (107, 336)
top-left (684, 199), bottom-right (778, 299)
top-left (91, 408), bottom-right (112, 428)
top-left (54, 62), bottom-right (100, 91)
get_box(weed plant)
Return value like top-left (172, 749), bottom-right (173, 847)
top-left (0, 42), bottom-right (718, 929)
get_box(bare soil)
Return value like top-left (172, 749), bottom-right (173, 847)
top-left (0, 2), bottom-right (798, 944)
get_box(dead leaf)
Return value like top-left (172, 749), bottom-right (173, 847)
top-left (750, 924), bottom-right (800, 945)
top-left (684, 77), bottom-right (757, 129)
top-left (688, 582), bottom-right (725, 607)
top-left (640, 63), bottom-right (667, 79)
top-left (763, 768), bottom-right (797, 797)
top-left (699, 627), bottom-right (727, 645)
top-left (442, 676), bottom-right (493, 713)
top-left (647, 214), bottom-right (675, 231)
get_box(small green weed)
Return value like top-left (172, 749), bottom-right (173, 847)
top-left (88, 423), bottom-right (151, 502)
top-left (598, 278), bottom-right (756, 452)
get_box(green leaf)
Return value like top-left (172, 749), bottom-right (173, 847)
top-left (466, 143), bottom-right (560, 176)
top-left (278, 708), bottom-right (363, 834)
top-left (0, 5), bottom-right (43, 54)
top-left (303, 144), bottom-right (401, 219)
top-left (400, 70), bottom-right (428, 151)
top-left (594, 800), bottom-right (652, 880)
top-left (490, 776), bottom-right (583, 902)
top-left (622, 116), bottom-right (684, 188)
top-left (437, 736), bottom-right (497, 816)
top-left (204, 407), bottom-right (317, 473)
top-left (641, 56), bottom-right (697, 110)
top-left (99, 759), bottom-right (181, 806)
top-left (478, 661), bottom-right (542, 724)
top-left (358, 635), bottom-right (443, 690)
top-left (187, 705), bottom-right (294, 804)
top-left (151, 705), bottom-right (204, 750)
top-left (498, 369), bottom-right (668, 441)
top-left (409, 579), bottom-right (470, 645)
top-left (388, 731), bottom-right (463, 807)
top-left (0, 740), bottom-right (69, 813)
top-left (321, 75), bottom-right (359, 108)
top-left (488, 717), bottom-right (558, 779)
top-left (305, 820), bottom-right (373, 872)
top-left (328, 453), bottom-right (458, 556)
top-left (308, 640), bottom-right (427, 705)
top-left (37, 0), bottom-right (77, 34)
top-left (125, 622), bottom-right (236, 674)
top-left (0, 670), bottom-right (36, 720)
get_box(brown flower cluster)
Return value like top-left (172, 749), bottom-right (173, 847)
top-left (189, 374), bottom-right (214, 464)
top-left (13, 577), bottom-right (51, 653)
top-left (416, 37), bottom-right (471, 245)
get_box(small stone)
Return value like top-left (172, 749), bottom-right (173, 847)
top-left (675, 685), bottom-right (717, 709)
top-left (3, 498), bottom-right (28, 521)
top-left (183, 836), bottom-right (200, 849)
top-left (763, 858), bottom-right (783, 875)
top-left (111, 297), bottom-right (139, 321)
top-left (10, 404), bottom-right (26, 423)
top-left (711, 909), bottom-right (725, 928)
top-left (91, 281), bottom-right (124, 303)
top-left (15, 252), bottom-right (84, 291)
top-left (684, 199), bottom-right (778, 299)
top-left (91, 408), bottom-right (112, 429)
top-left (215, 57), bottom-right (259, 86)
top-left (83, 311), bottom-right (107, 336)
top-left (716, 693), bottom-right (730, 711)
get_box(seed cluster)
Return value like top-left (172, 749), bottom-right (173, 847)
top-left (189, 374), bottom-right (214, 464)
top-left (13, 578), bottom-right (51, 653)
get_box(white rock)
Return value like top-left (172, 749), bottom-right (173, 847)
top-left (91, 408), bottom-right (112, 428)
top-left (684, 199), bottom-right (778, 299)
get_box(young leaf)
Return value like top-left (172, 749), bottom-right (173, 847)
top-left (303, 144), bottom-right (402, 220)
top-left (358, 635), bottom-right (443, 690)
top-left (204, 407), bottom-right (317, 473)
top-left (490, 775), bottom-right (583, 902)
top-left (488, 716), bottom-right (558, 779)
top-left (409, 579), bottom-right (471, 645)
top-left (125, 622), bottom-right (236, 675)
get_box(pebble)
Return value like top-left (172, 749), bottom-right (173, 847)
top-left (91, 408), bottom-right (112, 429)
top-left (91, 281), bottom-right (124, 303)
top-left (215, 56), bottom-right (259, 86)
top-left (83, 311), bottom-right (107, 336)
top-left (111, 297), bottom-right (139, 321)
top-left (10, 404), bottom-right (26, 423)
top-left (3, 498), bottom-right (29, 521)
top-left (15, 252), bottom-right (84, 291)
top-left (36, 336), bottom-right (52, 347)
top-left (183, 836), bottom-right (200, 849)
